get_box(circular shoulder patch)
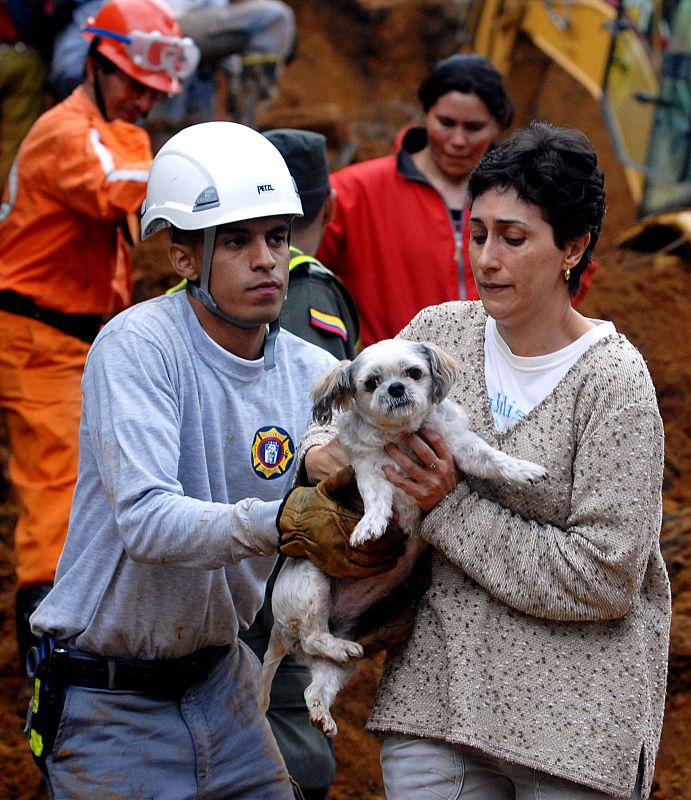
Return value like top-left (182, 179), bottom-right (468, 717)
top-left (251, 426), bottom-right (295, 480)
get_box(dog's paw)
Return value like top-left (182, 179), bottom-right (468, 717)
top-left (350, 518), bottom-right (386, 547)
top-left (331, 639), bottom-right (364, 662)
top-left (509, 459), bottom-right (548, 485)
top-left (307, 698), bottom-right (338, 737)
top-left (302, 633), bottom-right (364, 662)
top-left (315, 636), bottom-right (363, 663)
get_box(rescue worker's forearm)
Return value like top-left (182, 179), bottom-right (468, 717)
top-left (117, 494), bottom-right (282, 568)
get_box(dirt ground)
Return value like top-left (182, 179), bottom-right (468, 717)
top-left (1, 1), bottom-right (690, 798)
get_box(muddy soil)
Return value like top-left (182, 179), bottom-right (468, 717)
top-left (1, 2), bottom-right (690, 798)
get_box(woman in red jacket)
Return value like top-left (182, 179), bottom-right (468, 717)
top-left (317, 54), bottom-right (514, 346)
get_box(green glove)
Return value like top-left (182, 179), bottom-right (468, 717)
top-left (277, 466), bottom-right (407, 579)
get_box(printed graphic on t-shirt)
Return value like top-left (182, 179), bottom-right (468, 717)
top-left (488, 391), bottom-right (527, 433)
top-left (251, 426), bottom-right (294, 479)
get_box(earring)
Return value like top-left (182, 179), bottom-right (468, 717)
top-left (564, 267), bottom-right (571, 282)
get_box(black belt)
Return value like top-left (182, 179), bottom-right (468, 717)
top-left (50, 644), bottom-right (230, 697)
top-left (0, 290), bottom-right (103, 344)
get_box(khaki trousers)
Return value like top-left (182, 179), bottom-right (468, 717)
top-left (381, 734), bottom-right (643, 800)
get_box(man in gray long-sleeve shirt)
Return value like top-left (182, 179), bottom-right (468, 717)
top-left (26, 121), bottom-right (402, 799)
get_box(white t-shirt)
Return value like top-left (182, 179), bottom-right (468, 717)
top-left (485, 316), bottom-right (617, 432)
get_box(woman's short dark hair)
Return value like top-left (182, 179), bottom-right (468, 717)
top-left (417, 54), bottom-right (514, 130)
top-left (468, 120), bottom-right (606, 297)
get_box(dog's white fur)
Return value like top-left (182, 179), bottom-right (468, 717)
top-left (259, 339), bottom-right (547, 736)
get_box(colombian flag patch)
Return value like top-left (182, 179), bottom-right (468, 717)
top-left (309, 308), bottom-right (348, 341)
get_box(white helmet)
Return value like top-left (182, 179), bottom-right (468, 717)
top-left (140, 121), bottom-right (303, 369)
top-left (141, 121), bottom-right (302, 238)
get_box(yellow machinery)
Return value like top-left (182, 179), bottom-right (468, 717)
top-left (462, 0), bottom-right (691, 254)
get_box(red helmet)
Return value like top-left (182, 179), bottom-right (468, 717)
top-left (82, 0), bottom-right (200, 94)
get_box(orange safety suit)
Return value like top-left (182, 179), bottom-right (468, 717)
top-left (0, 85), bottom-right (152, 588)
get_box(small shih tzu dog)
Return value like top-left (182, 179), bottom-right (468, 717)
top-left (260, 339), bottom-right (547, 736)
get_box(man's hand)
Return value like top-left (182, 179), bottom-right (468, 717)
top-left (277, 466), bottom-right (406, 579)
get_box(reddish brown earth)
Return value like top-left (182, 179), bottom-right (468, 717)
top-left (1, 2), bottom-right (690, 798)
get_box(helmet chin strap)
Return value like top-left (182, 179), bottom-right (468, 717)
top-left (186, 226), bottom-right (281, 370)
top-left (92, 63), bottom-right (111, 121)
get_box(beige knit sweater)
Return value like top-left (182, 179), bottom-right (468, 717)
top-left (297, 300), bottom-right (670, 799)
top-left (355, 301), bottom-right (670, 799)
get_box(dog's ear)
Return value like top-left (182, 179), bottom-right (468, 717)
top-left (311, 360), bottom-right (356, 424)
top-left (418, 342), bottom-right (459, 403)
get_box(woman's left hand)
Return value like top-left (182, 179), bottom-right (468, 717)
top-left (383, 426), bottom-right (461, 513)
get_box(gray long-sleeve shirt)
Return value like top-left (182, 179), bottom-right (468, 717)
top-left (32, 290), bottom-right (335, 659)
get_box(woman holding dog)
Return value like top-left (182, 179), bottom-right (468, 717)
top-left (297, 121), bottom-right (670, 799)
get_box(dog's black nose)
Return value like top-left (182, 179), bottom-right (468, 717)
top-left (388, 382), bottom-right (406, 398)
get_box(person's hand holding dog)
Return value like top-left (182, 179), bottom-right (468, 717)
top-left (277, 466), bottom-right (407, 578)
top-left (384, 426), bottom-right (461, 512)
